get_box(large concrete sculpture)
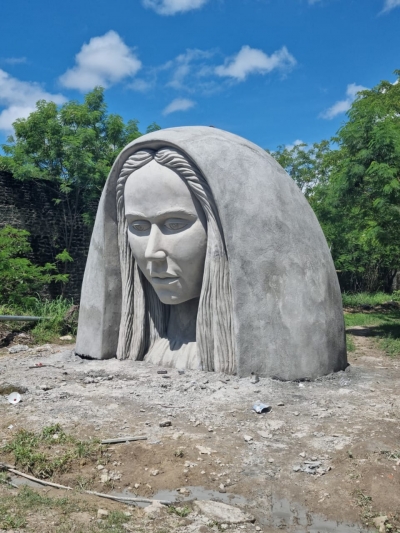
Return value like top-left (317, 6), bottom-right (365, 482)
top-left (76, 127), bottom-right (347, 380)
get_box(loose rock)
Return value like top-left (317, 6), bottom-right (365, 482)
top-left (193, 500), bottom-right (255, 524)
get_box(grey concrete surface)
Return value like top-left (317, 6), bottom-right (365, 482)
top-left (76, 126), bottom-right (346, 380)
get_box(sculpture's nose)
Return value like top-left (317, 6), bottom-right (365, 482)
top-left (145, 224), bottom-right (167, 261)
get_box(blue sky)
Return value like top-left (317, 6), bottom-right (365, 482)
top-left (0, 0), bottom-right (399, 151)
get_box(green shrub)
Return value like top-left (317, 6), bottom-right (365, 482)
top-left (0, 225), bottom-right (69, 307)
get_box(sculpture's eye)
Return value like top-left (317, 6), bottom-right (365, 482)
top-left (164, 219), bottom-right (189, 231)
top-left (131, 220), bottom-right (151, 232)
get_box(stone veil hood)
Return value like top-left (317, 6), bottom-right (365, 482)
top-left (76, 126), bottom-right (347, 380)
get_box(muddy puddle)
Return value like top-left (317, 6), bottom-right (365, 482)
top-left (269, 495), bottom-right (372, 532)
top-left (11, 477), bottom-right (373, 532)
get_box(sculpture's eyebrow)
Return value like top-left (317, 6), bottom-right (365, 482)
top-left (125, 208), bottom-right (197, 219)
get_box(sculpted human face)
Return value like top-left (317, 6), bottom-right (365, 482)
top-left (124, 160), bottom-right (207, 305)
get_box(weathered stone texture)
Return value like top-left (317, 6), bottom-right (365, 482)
top-left (0, 171), bottom-right (91, 300)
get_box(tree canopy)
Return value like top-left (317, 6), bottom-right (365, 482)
top-left (0, 87), bottom-right (160, 254)
top-left (271, 70), bottom-right (400, 292)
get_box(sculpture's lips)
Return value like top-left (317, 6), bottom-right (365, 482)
top-left (150, 275), bottom-right (179, 284)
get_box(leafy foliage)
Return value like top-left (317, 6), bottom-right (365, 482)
top-left (0, 226), bottom-right (68, 307)
top-left (0, 87), bottom-right (160, 254)
top-left (272, 70), bottom-right (400, 292)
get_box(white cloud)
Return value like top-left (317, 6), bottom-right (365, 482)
top-left (320, 83), bottom-right (367, 119)
top-left (215, 45), bottom-right (296, 81)
top-left (163, 98), bottom-right (195, 115)
top-left (129, 78), bottom-right (154, 92)
top-left (2, 57), bottom-right (27, 65)
top-left (167, 49), bottom-right (215, 90)
top-left (59, 31), bottom-right (141, 91)
top-left (382, 0), bottom-right (400, 12)
top-left (0, 69), bottom-right (66, 133)
top-left (142, 0), bottom-right (209, 15)
top-left (285, 139), bottom-right (306, 150)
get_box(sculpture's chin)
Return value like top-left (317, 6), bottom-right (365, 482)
top-left (155, 291), bottom-right (191, 305)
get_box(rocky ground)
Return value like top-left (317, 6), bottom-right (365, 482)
top-left (0, 332), bottom-right (399, 533)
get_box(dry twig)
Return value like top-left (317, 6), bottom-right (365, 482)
top-left (0, 462), bottom-right (173, 505)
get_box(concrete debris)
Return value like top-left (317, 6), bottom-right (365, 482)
top-left (293, 460), bottom-right (331, 475)
top-left (8, 345), bottom-right (29, 354)
top-left (196, 445), bottom-right (216, 455)
top-left (159, 420), bottom-right (172, 427)
top-left (143, 501), bottom-right (165, 518)
top-left (373, 516), bottom-right (388, 533)
top-left (193, 500), bottom-right (255, 524)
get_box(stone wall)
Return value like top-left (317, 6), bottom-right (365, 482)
top-left (0, 171), bottom-right (92, 301)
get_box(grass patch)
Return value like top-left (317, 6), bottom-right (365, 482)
top-left (345, 310), bottom-right (400, 357)
top-left (342, 291), bottom-right (396, 308)
top-left (2, 424), bottom-right (105, 479)
top-left (346, 334), bottom-right (356, 352)
top-left (0, 485), bottom-right (132, 532)
top-left (0, 296), bottom-right (77, 344)
top-left (168, 505), bottom-right (191, 517)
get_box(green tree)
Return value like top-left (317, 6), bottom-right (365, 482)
top-left (320, 71), bottom-right (400, 290)
top-left (270, 71), bottom-right (400, 291)
top-left (0, 226), bottom-right (69, 307)
top-left (269, 139), bottom-right (334, 198)
top-left (0, 87), bottom-right (160, 255)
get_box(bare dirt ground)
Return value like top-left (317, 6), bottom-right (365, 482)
top-left (0, 333), bottom-right (399, 533)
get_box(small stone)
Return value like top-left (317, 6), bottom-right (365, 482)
top-left (97, 465), bottom-right (105, 470)
top-left (277, 401), bottom-right (284, 406)
top-left (100, 474), bottom-right (109, 483)
top-left (159, 420), bottom-right (172, 427)
top-left (134, 483), bottom-right (140, 489)
top-left (268, 458), bottom-right (274, 463)
top-left (201, 470), bottom-right (206, 474)
top-left (196, 445), bottom-right (216, 455)
top-left (257, 431), bottom-right (272, 439)
top-left (294, 411), bottom-right (300, 416)
top-left (372, 516), bottom-right (388, 533)
top-left (299, 452), bottom-right (306, 458)
top-left (293, 465), bottom-right (301, 472)
top-left (193, 500), bottom-right (255, 524)
top-left (256, 527), bottom-right (261, 531)
top-left (250, 374), bottom-right (259, 384)
top-left (143, 501), bottom-right (164, 518)
top-left (150, 469), bottom-right (159, 476)
top-left (221, 524), bottom-right (228, 530)
top-left (8, 344), bottom-right (29, 354)
top-left (59, 335), bottom-right (73, 341)
top-left (97, 509), bottom-right (109, 519)
top-left (40, 384), bottom-right (53, 391)
top-left (244, 435), bottom-right (253, 442)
